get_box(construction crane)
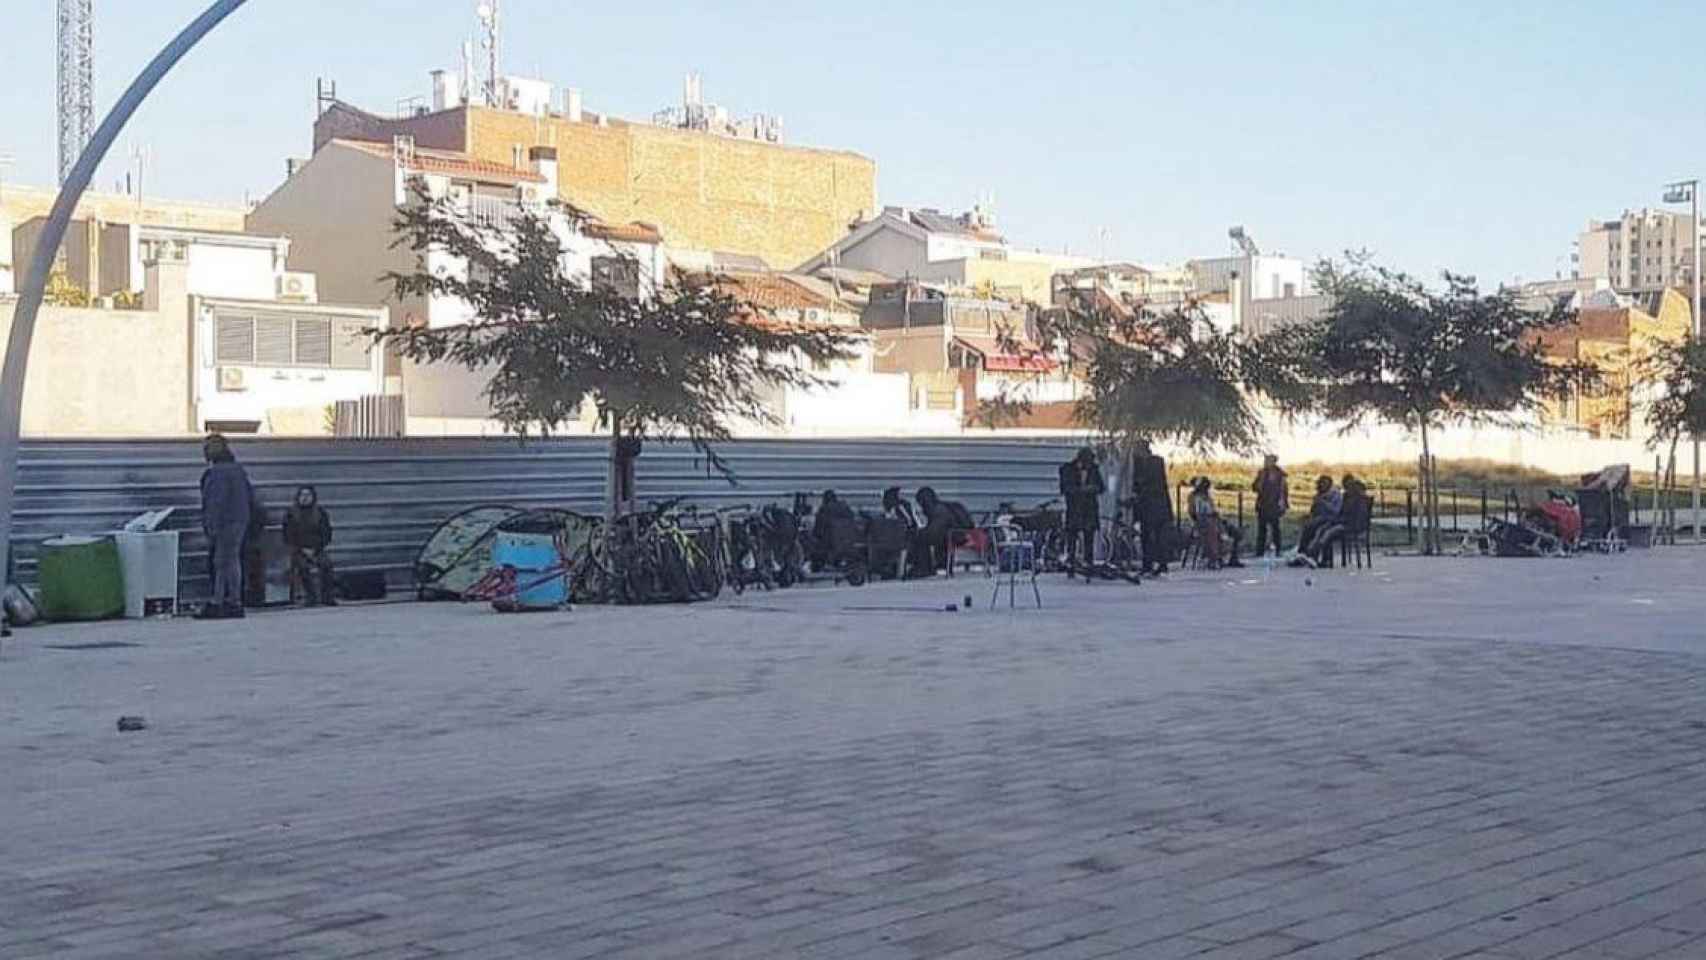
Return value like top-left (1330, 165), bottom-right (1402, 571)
top-left (57, 0), bottom-right (94, 185)
top-left (1228, 225), bottom-right (1260, 258)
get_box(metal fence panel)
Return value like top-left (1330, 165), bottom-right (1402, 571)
top-left (10, 436), bottom-right (1079, 598)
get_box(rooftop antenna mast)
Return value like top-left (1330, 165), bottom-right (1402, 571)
top-left (57, 0), bottom-right (95, 185)
top-left (461, 40), bottom-right (475, 107)
top-left (477, 1), bottom-right (501, 107)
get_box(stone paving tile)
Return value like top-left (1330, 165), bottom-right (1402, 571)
top-left (6, 556), bottom-right (1706, 957)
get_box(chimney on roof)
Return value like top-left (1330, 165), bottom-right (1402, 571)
top-left (528, 146), bottom-right (559, 198)
top-left (563, 87), bottom-right (583, 123)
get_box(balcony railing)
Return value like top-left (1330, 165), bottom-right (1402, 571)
top-left (467, 195), bottom-right (539, 230)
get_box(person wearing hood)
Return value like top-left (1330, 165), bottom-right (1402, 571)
top-left (915, 486), bottom-right (975, 573)
top-left (199, 434), bottom-right (253, 619)
top-left (810, 489), bottom-right (857, 570)
top-left (284, 485), bottom-right (337, 606)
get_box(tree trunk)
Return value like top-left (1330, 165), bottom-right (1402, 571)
top-left (1419, 418), bottom-right (1436, 555)
top-left (1666, 435), bottom-right (1680, 542)
top-left (607, 415), bottom-right (623, 525)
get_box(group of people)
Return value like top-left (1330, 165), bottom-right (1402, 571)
top-left (1058, 441), bottom-right (1187, 575)
top-left (807, 485), bottom-right (977, 578)
top-left (1253, 456), bottom-right (1371, 567)
top-left (198, 432), bottom-right (1375, 615)
top-left (198, 433), bottom-right (338, 618)
top-left (1054, 448), bottom-right (1374, 572)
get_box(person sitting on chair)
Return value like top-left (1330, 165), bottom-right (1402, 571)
top-left (882, 487), bottom-right (928, 578)
top-left (810, 490), bottom-right (857, 571)
top-left (283, 485), bottom-right (337, 606)
top-left (1296, 475), bottom-right (1345, 567)
top-left (1186, 477), bottom-right (1245, 570)
top-left (915, 487), bottom-right (975, 573)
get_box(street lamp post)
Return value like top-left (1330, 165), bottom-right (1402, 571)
top-left (1664, 179), bottom-right (1702, 542)
top-left (0, 1), bottom-right (251, 630)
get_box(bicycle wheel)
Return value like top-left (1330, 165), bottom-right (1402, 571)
top-left (1106, 527), bottom-right (1144, 584)
top-left (749, 534), bottom-right (776, 590)
top-left (569, 540), bottom-right (614, 603)
top-left (1039, 528), bottom-right (1067, 572)
top-left (699, 528), bottom-right (726, 599)
top-left (657, 539), bottom-right (693, 602)
top-left (684, 539), bottom-right (722, 601)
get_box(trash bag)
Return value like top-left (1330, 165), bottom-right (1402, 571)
top-left (4, 583), bottom-right (40, 627)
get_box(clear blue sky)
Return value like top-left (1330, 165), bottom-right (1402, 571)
top-left (3, 0), bottom-right (1702, 283)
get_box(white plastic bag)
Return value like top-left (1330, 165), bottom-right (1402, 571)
top-left (4, 584), bottom-right (40, 627)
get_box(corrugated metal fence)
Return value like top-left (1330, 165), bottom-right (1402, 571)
top-left (10, 436), bottom-right (1079, 598)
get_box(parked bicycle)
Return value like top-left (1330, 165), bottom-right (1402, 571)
top-left (1060, 502), bottom-right (1143, 584)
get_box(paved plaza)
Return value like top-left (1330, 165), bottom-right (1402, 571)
top-left (4, 552), bottom-right (1706, 958)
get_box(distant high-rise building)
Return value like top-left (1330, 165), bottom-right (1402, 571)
top-left (1575, 208), bottom-right (1701, 295)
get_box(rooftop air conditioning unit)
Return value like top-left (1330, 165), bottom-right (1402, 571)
top-left (805, 308), bottom-right (824, 324)
top-left (517, 183), bottom-right (543, 205)
top-left (276, 272), bottom-right (317, 303)
top-left (217, 367), bottom-right (247, 392)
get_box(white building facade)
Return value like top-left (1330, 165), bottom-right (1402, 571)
top-left (1575, 208), bottom-right (1702, 295)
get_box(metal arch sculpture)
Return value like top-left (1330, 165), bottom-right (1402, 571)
top-left (0, 0), bottom-right (252, 591)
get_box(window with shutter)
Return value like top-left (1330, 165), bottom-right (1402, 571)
top-left (255, 316), bottom-right (294, 365)
top-left (216, 315), bottom-right (255, 364)
top-left (331, 319), bottom-right (374, 369)
top-left (295, 318), bottom-right (332, 366)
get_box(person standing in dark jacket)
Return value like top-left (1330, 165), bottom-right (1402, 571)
top-left (1058, 447), bottom-right (1105, 569)
top-left (284, 485), bottom-right (337, 606)
top-left (1131, 440), bottom-right (1174, 574)
top-left (199, 434), bottom-right (253, 619)
top-left (1251, 454), bottom-right (1290, 558)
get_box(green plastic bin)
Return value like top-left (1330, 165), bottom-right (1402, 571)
top-left (37, 536), bottom-right (126, 621)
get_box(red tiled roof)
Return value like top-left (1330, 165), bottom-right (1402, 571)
top-left (337, 139), bottom-right (544, 186)
top-left (952, 336), bottom-right (1056, 372)
top-left (707, 271), bottom-right (834, 312)
top-left (585, 221), bottom-right (663, 245)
